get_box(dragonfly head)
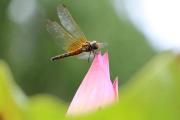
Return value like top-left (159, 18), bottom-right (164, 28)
top-left (90, 41), bottom-right (99, 50)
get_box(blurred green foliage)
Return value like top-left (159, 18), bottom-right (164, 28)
top-left (1, 52), bottom-right (180, 120)
top-left (1, 0), bottom-right (180, 120)
top-left (27, 95), bottom-right (66, 120)
top-left (0, 61), bottom-right (66, 120)
top-left (0, 61), bottom-right (25, 120)
top-left (0, 0), bottom-right (155, 102)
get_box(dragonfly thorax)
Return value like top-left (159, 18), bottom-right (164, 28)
top-left (90, 41), bottom-right (99, 50)
top-left (82, 41), bottom-right (99, 52)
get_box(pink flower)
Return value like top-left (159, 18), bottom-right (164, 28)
top-left (67, 52), bottom-right (118, 116)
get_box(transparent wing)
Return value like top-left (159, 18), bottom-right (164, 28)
top-left (97, 42), bottom-right (108, 49)
top-left (77, 52), bottom-right (94, 61)
top-left (46, 20), bottom-right (84, 52)
top-left (57, 4), bottom-right (87, 41)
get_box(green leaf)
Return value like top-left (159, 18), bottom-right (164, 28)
top-left (26, 95), bottom-right (67, 120)
top-left (0, 60), bottom-right (27, 120)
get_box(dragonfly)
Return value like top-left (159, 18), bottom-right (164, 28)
top-left (46, 4), bottom-right (103, 61)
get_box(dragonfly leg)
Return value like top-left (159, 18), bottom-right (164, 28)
top-left (93, 50), bottom-right (96, 60)
top-left (88, 51), bottom-right (91, 62)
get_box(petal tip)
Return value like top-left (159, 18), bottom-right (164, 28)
top-left (113, 77), bottom-right (119, 100)
top-left (102, 52), bottom-right (109, 62)
top-left (103, 52), bottom-right (108, 57)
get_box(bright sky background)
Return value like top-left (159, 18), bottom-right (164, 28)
top-left (114, 0), bottom-right (180, 52)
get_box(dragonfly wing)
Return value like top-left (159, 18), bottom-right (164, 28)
top-left (77, 52), bottom-right (94, 61)
top-left (57, 4), bottom-right (87, 41)
top-left (46, 20), bottom-right (83, 51)
top-left (97, 42), bottom-right (108, 49)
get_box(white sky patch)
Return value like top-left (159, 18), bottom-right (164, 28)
top-left (113, 0), bottom-right (180, 52)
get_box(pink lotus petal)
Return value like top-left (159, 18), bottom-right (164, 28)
top-left (113, 77), bottom-right (119, 101)
top-left (67, 52), bottom-right (118, 116)
top-left (102, 52), bottom-right (110, 79)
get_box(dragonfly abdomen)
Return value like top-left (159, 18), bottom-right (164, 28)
top-left (51, 49), bottom-right (82, 61)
